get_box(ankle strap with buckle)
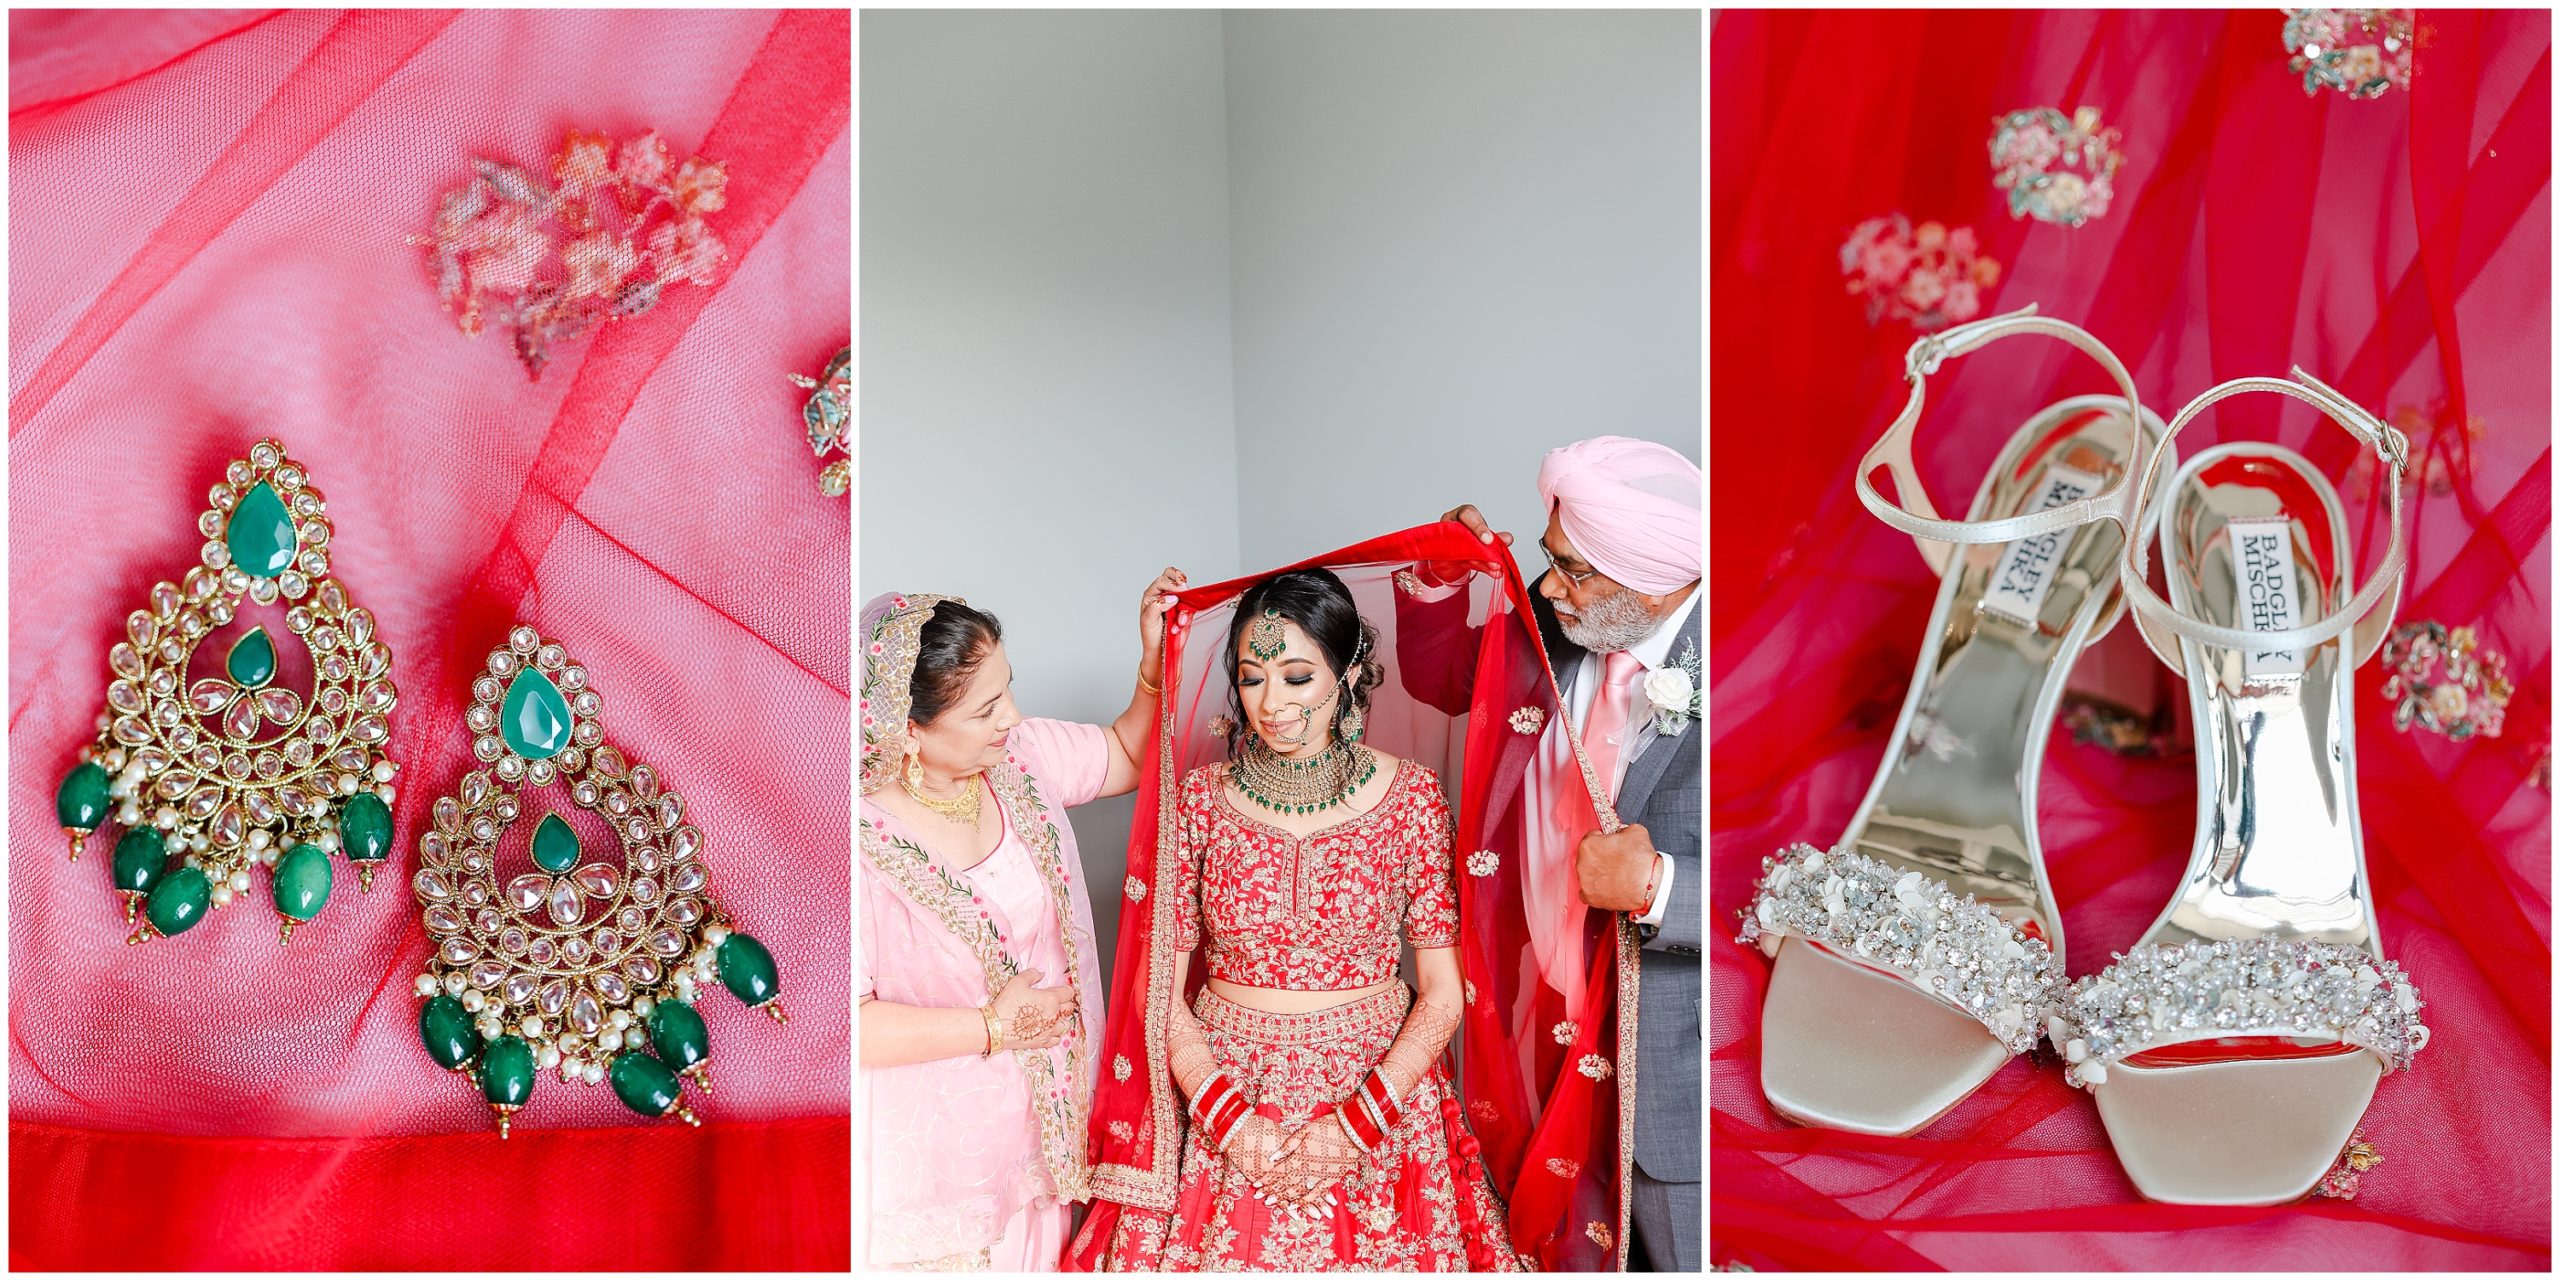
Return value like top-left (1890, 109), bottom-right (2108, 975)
top-left (1856, 303), bottom-right (2152, 578)
top-left (2117, 369), bottom-right (2408, 672)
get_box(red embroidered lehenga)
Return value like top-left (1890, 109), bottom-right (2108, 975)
top-left (1069, 525), bottom-right (1639, 1272)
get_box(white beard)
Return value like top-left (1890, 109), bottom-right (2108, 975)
top-left (1557, 586), bottom-right (1660, 653)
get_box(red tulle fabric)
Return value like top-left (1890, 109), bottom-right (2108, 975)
top-left (1069, 525), bottom-right (1630, 1271)
top-left (9, 10), bottom-right (848, 1268)
top-left (1713, 10), bottom-right (2549, 1270)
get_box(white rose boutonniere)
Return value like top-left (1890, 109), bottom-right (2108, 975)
top-left (1646, 641), bottom-right (1701, 736)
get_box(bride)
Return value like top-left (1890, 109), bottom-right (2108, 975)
top-left (1070, 567), bottom-right (1526, 1272)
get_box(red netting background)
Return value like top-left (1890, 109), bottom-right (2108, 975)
top-left (1711, 9), bottom-right (2549, 1270)
top-left (8, 10), bottom-right (849, 1268)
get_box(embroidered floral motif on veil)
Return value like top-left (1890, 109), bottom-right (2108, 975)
top-left (1989, 106), bottom-right (2123, 228)
top-left (2379, 621), bottom-right (2511, 740)
top-left (791, 346), bottom-right (851, 497)
top-left (2284, 9), bottom-right (2417, 98)
top-left (1841, 214), bottom-right (2003, 330)
top-left (418, 129), bottom-right (731, 378)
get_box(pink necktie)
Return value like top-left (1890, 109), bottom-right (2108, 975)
top-left (1583, 650), bottom-right (1647, 801)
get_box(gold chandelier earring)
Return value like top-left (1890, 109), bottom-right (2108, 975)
top-left (55, 438), bottom-right (401, 946)
top-left (411, 625), bottom-right (785, 1137)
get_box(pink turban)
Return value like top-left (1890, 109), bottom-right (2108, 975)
top-left (1536, 436), bottom-right (1702, 595)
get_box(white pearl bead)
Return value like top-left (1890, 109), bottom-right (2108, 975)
top-left (461, 991), bottom-right (485, 1013)
top-left (581, 1062), bottom-right (605, 1086)
top-left (259, 845), bottom-right (279, 867)
top-left (705, 924), bottom-right (731, 945)
top-left (248, 829), bottom-right (271, 850)
top-left (317, 831), bottom-right (340, 852)
top-left (477, 1015), bottom-right (503, 1039)
top-left (520, 1016), bottom-right (544, 1038)
top-left (227, 870), bottom-right (250, 893)
top-left (633, 996), bottom-right (655, 1017)
top-left (599, 1029), bottom-right (623, 1052)
top-left (209, 886), bottom-right (233, 907)
top-left (444, 974), bottom-right (468, 996)
top-left (538, 1046), bottom-right (562, 1069)
top-left (609, 1010), bottom-right (632, 1030)
top-left (560, 1062), bottom-right (581, 1084)
top-left (373, 761), bottom-right (396, 782)
top-left (559, 1034), bottom-right (583, 1054)
top-left (414, 975), bottom-right (438, 997)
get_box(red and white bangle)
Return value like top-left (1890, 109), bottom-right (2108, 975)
top-left (1189, 1071), bottom-right (1252, 1151)
top-left (1358, 1069), bottom-right (1405, 1130)
top-left (1340, 1096), bottom-right (1389, 1152)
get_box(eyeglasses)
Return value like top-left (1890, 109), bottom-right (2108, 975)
top-left (1540, 544), bottom-right (1601, 587)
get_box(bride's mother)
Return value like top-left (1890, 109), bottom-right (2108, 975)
top-left (855, 570), bottom-right (1181, 1271)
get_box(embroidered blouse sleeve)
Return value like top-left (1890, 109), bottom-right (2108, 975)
top-left (1174, 769), bottom-right (1208, 951)
top-left (1402, 770), bottom-right (1460, 948)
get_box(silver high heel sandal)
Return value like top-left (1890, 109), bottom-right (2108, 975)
top-left (1740, 304), bottom-right (2170, 1135)
top-left (2057, 370), bottom-right (2431, 1205)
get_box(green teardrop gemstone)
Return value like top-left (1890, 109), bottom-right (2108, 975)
top-left (648, 998), bottom-right (711, 1072)
top-left (420, 994), bottom-right (482, 1070)
top-left (340, 792), bottom-right (392, 863)
top-left (146, 866), bottom-right (211, 937)
top-left (56, 762), bottom-right (110, 831)
top-left (227, 627), bottom-right (278, 688)
top-left (717, 932), bottom-right (781, 1009)
top-left (531, 813), bottom-right (580, 874)
top-left (480, 1035), bottom-right (535, 1107)
top-left (500, 669), bottom-right (572, 761)
top-left (225, 481), bottom-right (298, 579)
top-left (111, 826), bottom-right (166, 894)
top-left (272, 843), bottom-right (332, 921)
top-left (112, 824), bottom-right (165, 896)
top-left (608, 1050), bottom-right (685, 1118)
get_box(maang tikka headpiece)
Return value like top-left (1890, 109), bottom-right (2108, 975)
top-left (55, 439), bottom-right (401, 945)
top-left (410, 626), bottom-right (785, 1137)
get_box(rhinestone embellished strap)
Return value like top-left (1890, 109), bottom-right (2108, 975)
top-left (1737, 843), bottom-right (2065, 1054)
top-left (2052, 938), bottom-right (2429, 1090)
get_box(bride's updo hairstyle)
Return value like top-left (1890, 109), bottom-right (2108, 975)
top-left (1224, 568), bottom-right (1385, 745)
top-left (910, 601), bottom-right (1004, 727)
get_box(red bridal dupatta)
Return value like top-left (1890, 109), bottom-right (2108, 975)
top-left (1070, 523), bottom-right (1639, 1271)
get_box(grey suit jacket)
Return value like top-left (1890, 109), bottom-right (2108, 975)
top-left (1539, 588), bottom-right (1701, 1185)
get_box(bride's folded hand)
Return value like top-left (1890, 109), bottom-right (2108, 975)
top-left (1270, 1115), bottom-right (1363, 1206)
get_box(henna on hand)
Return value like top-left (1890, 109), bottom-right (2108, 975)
top-left (1376, 997), bottom-right (1462, 1100)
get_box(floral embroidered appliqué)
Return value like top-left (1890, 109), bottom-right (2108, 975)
top-left (1841, 214), bottom-right (2003, 330)
top-left (419, 129), bottom-right (730, 379)
top-left (1113, 1054), bottom-right (1133, 1082)
top-left (1551, 1020), bottom-right (1578, 1046)
top-left (1989, 106), bottom-right (2123, 227)
top-left (2284, 9), bottom-right (2416, 98)
top-left (2351, 399), bottom-right (2486, 496)
top-left (1545, 1157), bottom-right (1582, 1179)
top-left (2315, 1128), bottom-right (2383, 1198)
top-left (791, 346), bottom-right (851, 497)
top-left (1466, 849), bottom-right (1499, 877)
top-left (1585, 1222), bottom-right (1614, 1251)
top-left (1124, 875), bottom-right (1147, 902)
top-left (1509, 706), bottom-right (1546, 736)
top-left (2380, 621), bottom-right (2511, 739)
top-left (1577, 1054), bottom-right (1612, 1081)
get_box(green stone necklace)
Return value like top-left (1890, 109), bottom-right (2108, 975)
top-left (411, 626), bottom-right (786, 1137)
top-left (1232, 735), bottom-right (1376, 816)
top-left (54, 439), bottom-right (402, 946)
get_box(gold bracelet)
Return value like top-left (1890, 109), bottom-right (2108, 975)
top-left (1136, 663), bottom-right (1162, 696)
top-left (981, 1004), bottom-right (1003, 1056)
